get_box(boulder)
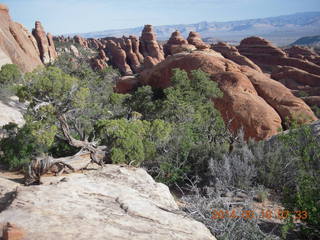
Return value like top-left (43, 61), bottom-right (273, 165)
top-left (0, 96), bottom-right (26, 127)
top-left (0, 165), bottom-right (216, 240)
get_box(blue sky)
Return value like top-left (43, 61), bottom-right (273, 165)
top-left (2, 0), bottom-right (320, 35)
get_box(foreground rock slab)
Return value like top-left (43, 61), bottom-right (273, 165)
top-left (0, 165), bottom-right (216, 240)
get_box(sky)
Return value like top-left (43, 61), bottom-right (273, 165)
top-left (2, 0), bottom-right (320, 35)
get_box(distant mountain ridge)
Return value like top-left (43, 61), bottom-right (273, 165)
top-left (291, 35), bottom-right (320, 46)
top-left (72, 12), bottom-right (320, 46)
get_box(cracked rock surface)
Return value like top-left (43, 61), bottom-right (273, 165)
top-left (0, 165), bottom-right (216, 240)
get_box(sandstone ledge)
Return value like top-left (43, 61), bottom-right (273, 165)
top-left (0, 165), bottom-right (216, 240)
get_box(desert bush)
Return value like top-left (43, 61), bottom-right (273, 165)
top-left (311, 105), bottom-right (320, 118)
top-left (0, 121), bottom-right (55, 169)
top-left (1, 63), bottom-right (119, 169)
top-left (0, 64), bottom-right (23, 96)
top-left (96, 119), bottom-right (171, 166)
top-left (278, 123), bottom-right (320, 238)
top-left (0, 64), bottom-right (22, 85)
top-left (252, 122), bottom-right (320, 238)
top-left (207, 143), bottom-right (257, 191)
top-left (126, 68), bottom-right (230, 186)
top-left (181, 187), bottom-right (279, 240)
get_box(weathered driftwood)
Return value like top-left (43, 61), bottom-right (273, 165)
top-left (24, 147), bottom-right (106, 186)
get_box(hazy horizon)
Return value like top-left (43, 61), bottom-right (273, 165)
top-left (2, 0), bottom-right (320, 35)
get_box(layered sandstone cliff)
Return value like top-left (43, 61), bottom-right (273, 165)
top-left (0, 4), bottom-right (57, 72)
top-left (0, 5), bottom-right (42, 72)
top-left (237, 37), bottom-right (320, 109)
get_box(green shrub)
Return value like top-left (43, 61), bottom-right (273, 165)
top-left (96, 119), bottom-right (172, 166)
top-left (0, 64), bottom-right (22, 85)
top-left (311, 105), bottom-right (320, 118)
top-left (253, 122), bottom-right (320, 238)
top-left (126, 68), bottom-right (230, 186)
top-left (0, 121), bottom-right (54, 169)
top-left (277, 124), bottom-right (320, 238)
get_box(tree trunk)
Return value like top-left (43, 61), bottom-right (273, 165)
top-left (24, 114), bottom-right (107, 185)
top-left (24, 147), bottom-right (106, 186)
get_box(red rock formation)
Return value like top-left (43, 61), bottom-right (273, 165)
top-left (2, 222), bottom-right (25, 240)
top-left (140, 25), bottom-right (165, 68)
top-left (47, 33), bottom-right (58, 60)
top-left (238, 37), bottom-right (320, 75)
top-left (130, 51), bottom-right (317, 139)
top-left (129, 35), bottom-right (144, 63)
top-left (0, 4), bottom-right (43, 72)
top-left (91, 49), bottom-right (109, 71)
top-left (242, 66), bottom-right (317, 125)
top-left (138, 52), bottom-right (238, 89)
top-left (136, 51), bottom-right (283, 140)
top-left (291, 87), bottom-right (320, 97)
top-left (163, 30), bottom-right (196, 56)
top-left (87, 38), bottom-right (104, 49)
top-left (106, 40), bottom-right (132, 75)
top-left (102, 36), bottom-right (144, 74)
top-left (211, 71), bottom-right (282, 140)
top-left (115, 76), bottom-right (139, 94)
top-left (32, 21), bottom-right (58, 64)
top-left (211, 42), bottom-right (262, 72)
top-left (301, 96), bottom-right (320, 107)
top-left (70, 45), bottom-right (80, 57)
top-left (122, 37), bottom-right (141, 73)
top-left (74, 35), bottom-right (89, 48)
top-left (238, 37), bottom-right (286, 57)
top-left (271, 66), bottom-right (320, 88)
top-left (187, 31), bottom-right (210, 50)
top-left (285, 46), bottom-right (320, 66)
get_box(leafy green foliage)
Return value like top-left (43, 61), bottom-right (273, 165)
top-left (311, 105), bottom-right (320, 118)
top-left (0, 121), bottom-right (55, 169)
top-left (277, 123), bottom-right (320, 237)
top-left (96, 119), bottom-right (171, 166)
top-left (126, 68), bottom-right (229, 185)
top-left (0, 64), bottom-right (22, 85)
top-left (1, 61), bottom-right (119, 169)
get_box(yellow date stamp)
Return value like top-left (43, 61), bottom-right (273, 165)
top-left (210, 209), bottom-right (308, 221)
